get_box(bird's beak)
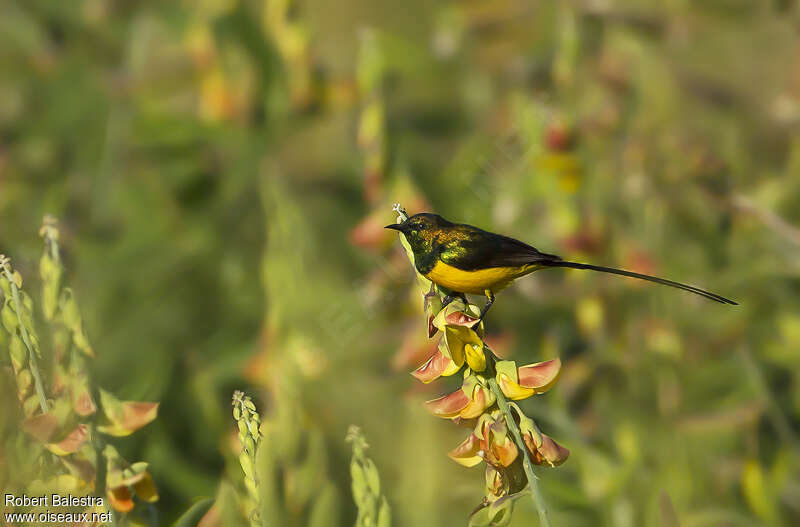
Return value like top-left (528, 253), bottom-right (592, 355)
top-left (384, 223), bottom-right (405, 232)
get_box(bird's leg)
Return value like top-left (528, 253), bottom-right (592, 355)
top-left (424, 282), bottom-right (437, 311)
top-left (441, 294), bottom-right (456, 308)
top-left (479, 290), bottom-right (495, 321)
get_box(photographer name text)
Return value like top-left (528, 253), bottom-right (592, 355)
top-left (5, 493), bottom-right (105, 508)
top-left (4, 494), bottom-right (110, 524)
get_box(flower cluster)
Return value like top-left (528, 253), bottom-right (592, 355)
top-left (417, 299), bottom-right (569, 478)
top-left (390, 205), bottom-right (568, 524)
top-left (226, 383), bottom-right (342, 527)
top-left (1, 253), bottom-right (48, 416)
top-left (346, 425), bottom-right (392, 527)
top-left (0, 217), bottom-right (159, 522)
top-left (103, 445), bottom-right (158, 512)
top-left (232, 390), bottom-right (262, 527)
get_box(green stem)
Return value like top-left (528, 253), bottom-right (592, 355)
top-left (737, 347), bottom-right (800, 453)
top-left (487, 355), bottom-right (551, 527)
top-left (1, 259), bottom-right (49, 413)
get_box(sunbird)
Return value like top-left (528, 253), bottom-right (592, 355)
top-left (386, 213), bottom-right (737, 319)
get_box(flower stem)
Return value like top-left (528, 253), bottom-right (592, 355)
top-left (486, 353), bottom-right (551, 527)
top-left (0, 257), bottom-right (49, 413)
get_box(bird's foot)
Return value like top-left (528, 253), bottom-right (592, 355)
top-left (478, 290), bottom-right (495, 322)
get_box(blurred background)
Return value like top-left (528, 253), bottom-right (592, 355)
top-left (1, 0), bottom-right (800, 525)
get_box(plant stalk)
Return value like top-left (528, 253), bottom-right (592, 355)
top-left (1, 258), bottom-right (49, 413)
top-left (486, 353), bottom-right (551, 527)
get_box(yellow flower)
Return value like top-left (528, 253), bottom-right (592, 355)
top-left (448, 433), bottom-right (482, 467)
top-left (442, 325), bottom-right (486, 372)
top-left (103, 445), bottom-right (159, 512)
top-left (495, 358), bottom-right (561, 400)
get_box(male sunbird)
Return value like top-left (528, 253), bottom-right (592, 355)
top-left (386, 213), bottom-right (736, 319)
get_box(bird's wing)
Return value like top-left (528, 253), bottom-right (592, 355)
top-left (435, 223), bottom-right (737, 304)
top-left (438, 225), bottom-right (560, 271)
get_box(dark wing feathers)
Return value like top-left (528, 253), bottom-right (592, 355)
top-left (439, 224), bottom-right (560, 270)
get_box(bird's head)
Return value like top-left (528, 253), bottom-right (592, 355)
top-left (385, 213), bottom-right (450, 254)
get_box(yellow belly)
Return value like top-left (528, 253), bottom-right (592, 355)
top-left (424, 260), bottom-right (538, 295)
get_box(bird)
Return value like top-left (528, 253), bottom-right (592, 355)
top-left (385, 213), bottom-right (736, 320)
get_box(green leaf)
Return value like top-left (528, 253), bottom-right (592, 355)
top-left (171, 497), bottom-right (215, 527)
top-left (39, 252), bottom-right (61, 321)
top-left (351, 461), bottom-right (367, 505)
top-left (486, 493), bottom-right (519, 527)
top-left (468, 505), bottom-right (493, 527)
top-left (8, 333), bottom-right (26, 371)
top-left (22, 394), bottom-right (42, 417)
top-left (364, 458), bottom-right (381, 495)
top-left (659, 491), bottom-right (681, 527)
top-left (494, 361), bottom-right (519, 385)
top-left (376, 496), bottom-right (391, 527)
top-left (20, 290), bottom-right (33, 314)
top-left (124, 515), bottom-right (153, 527)
top-left (58, 288), bottom-right (93, 356)
top-left (59, 288), bottom-right (80, 329)
top-left (286, 428), bottom-right (327, 510)
top-left (468, 492), bottom-right (527, 527)
top-left (239, 451), bottom-right (254, 480)
top-left (742, 459), bottom-right (779, 524)
top-left (2, 299), bottom-right (18, 333)
top-left (308, 482), bottom-right (341, 527)
top-left (256, 435), bottom-right (287, 527)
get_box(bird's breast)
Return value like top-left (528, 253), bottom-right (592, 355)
top-left (424, 260), bottom-right (536, 294)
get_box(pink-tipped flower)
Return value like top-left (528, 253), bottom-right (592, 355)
top-left (411, 345), bottom-right (461, 383)
top-left (447, 411), bottom-right (522, 469)
top-left (495, 358), bottom-right (562, 400)
top-left (448, 433), bottom-right (483, 467)
top-left (528, 433), bottom-right (570, 467)
top-left (516, 407), bottom-right (570, 467)
top-left (432, 300), bottom-right (483, 334)
top-left (425, 374), bottom-right (495, 419)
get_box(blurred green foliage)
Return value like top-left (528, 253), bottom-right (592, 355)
top-left (2, 0), bottom-right (800, 526)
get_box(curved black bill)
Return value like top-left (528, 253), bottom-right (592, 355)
top-left (384, 224), bottom-right (404, 231)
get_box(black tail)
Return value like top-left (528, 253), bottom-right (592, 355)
top-left (542, 261), bottom-right (737, 305)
